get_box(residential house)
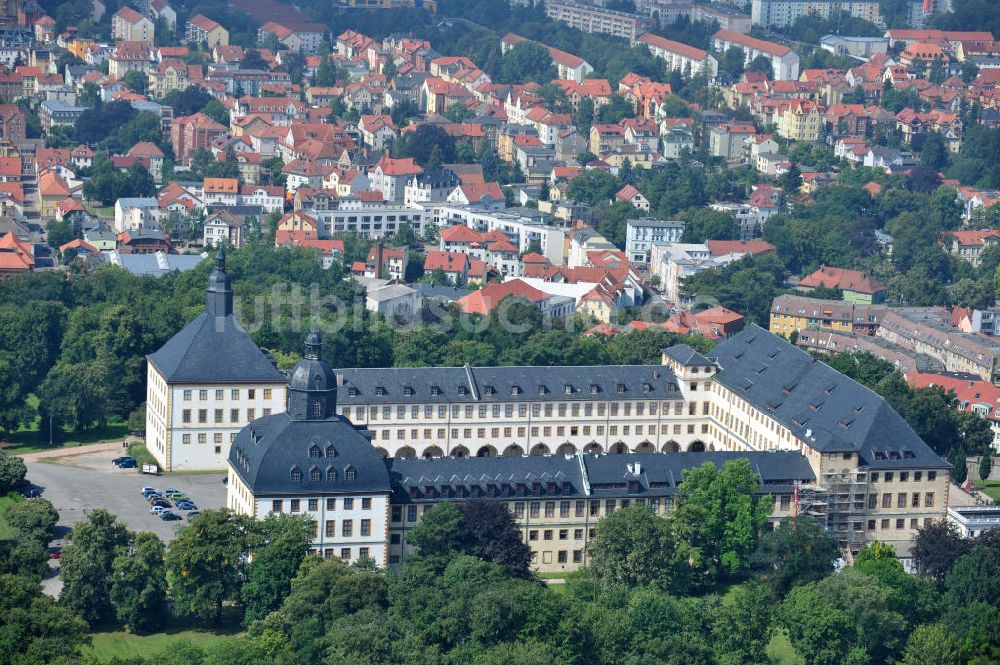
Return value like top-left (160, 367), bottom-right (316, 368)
top-left (186, 14), bottom-right (229, 48)
top-left (797, 264), bottom-right (887, 304)
top-left (112, 6), bottom-right (154, 44)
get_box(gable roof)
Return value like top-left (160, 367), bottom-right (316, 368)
top-left (799, 264), bottom-right (886, 294)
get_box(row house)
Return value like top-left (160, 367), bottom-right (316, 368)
top-left (109, 41), bottom-right (154, 79)
top-left (500, 33), bottom-right (594, 83)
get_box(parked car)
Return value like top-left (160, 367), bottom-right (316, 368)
top-left (150, 505), bottom-right (166, 515)
top-left (112, 456), bottom-right (132, 466)
top-left (48, 547), bottom-right (61, 559)
top-left (140, 487), bottom-right (157, 495)
top-left (150, 499), bottom-right (171, 508)
top-left (160, 511), bottom-right (181, 521)
top-left (175, 501), bottom-right (197, 511)
top-left (21, 487), bottom-right (41, 498)
top-left (167, 492), bottom-right (189, 502)
top-left (141, 490), bottom-right (161, 500)
top-left (186, 511), bottom-right (200, 521)
top-left (146, 495), bottom-right (166, 504)
top-left (113, 456), bottom-right (137, 467)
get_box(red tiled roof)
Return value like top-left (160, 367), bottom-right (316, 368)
top-left (424, 250), bottom-right (469, 273)
top-left (705, 239), bottom-right (775, 257)
top-left (950, 229), bottom-right (1000, 246)
top-left (457, 279), bottom-right (548, 315)
top-left (798, 264), bottom-right (886, 294)
top-left (440, 224), bottom-right (483, 243)
top-left (714, 29), bottom-right (791, 57)
top-left (637, 33), bottom-right (710, 61)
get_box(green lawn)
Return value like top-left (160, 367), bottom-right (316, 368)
top-left (973, 480), bottom-right (1000, 502)
top-left (128, 441), bottom-right (157, 467)
top-left (0, 492), bottom-right (24, 540)
top-left (767, 629), bottom-right (801, 665)
top-left (0, 394), bottom-right (129, 454)
top-left (81, 624), bottom-right (242, 661)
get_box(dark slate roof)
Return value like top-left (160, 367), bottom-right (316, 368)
top-left (386, 450), bottom-right (815, 503)
top-left (229, 413), bottom-right (391, 496)
top-left (709, 324), bottom-right (949, 470)
top-left (584, 451), bottom-right (815, 496)
top-left (387, 455), bottom-right (585, 502)
top-left (662, 344), bottom-right (713, 367)
top-left (337, 365), bottom-right (681, 405)
top-left (147, 312), bottom-right (285, 383)
top-left (409, 283), bottom-right (473, 301)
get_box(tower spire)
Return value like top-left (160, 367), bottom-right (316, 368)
top-left (205, 244), bottom-right (233, 317)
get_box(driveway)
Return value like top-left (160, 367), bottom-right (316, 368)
top-left (27, 448), bottom-right (228, 596)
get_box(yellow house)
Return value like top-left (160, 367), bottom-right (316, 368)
top-left (777, 100), bottom-right (822, 142)
top-left (67, 39), bottom-right (96, 61)
top-left (38, 170), bottom-right (71, 218)
top-left (768, 293), bottom-right (860, 338)
top-left (186, 14), bottom-right (229, 49)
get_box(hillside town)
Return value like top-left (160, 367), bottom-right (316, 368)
top-left (0, 0), bottom-right (999, 662)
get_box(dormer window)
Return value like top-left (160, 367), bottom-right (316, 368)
top-left (642, 383), bottom-right (651, 393)
top-left (538, 385), bottom-right (547, 395)
top-left (311, 402), bottom-right (322, 417)
top-left (431, 386), bottom-right (441, 396)
top-left (458, 385), bottom-right (468, 396)
top-left (564, 384), bottom-right (573, 394)
top-left (290, 467), bottom-right (302, 481)
top-left (310, 467), bottom-right (320, 481)
top-left (345, 467), bottom-right (356, 481)
top-left (616, 383), bottom-right (625, 393)
top-left (511, 386), bottom-right (521, 395)
top-left (403, 386), bottom-right (414, 396)
top-left (326, 445), bottom-right (336, 458)
top-left (326, 467), bottom-right (336, 481)
top-left (348, 387), bottom-right (358, 397)
top-left (309, 446), bottom-right (321, 458)
top-left (590, 384), bottom-right (599, 394)
top-left (485, 385), bottom-right (495, 395)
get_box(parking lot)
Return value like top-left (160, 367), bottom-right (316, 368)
top-left (25, 448), bottom-right (228, 544)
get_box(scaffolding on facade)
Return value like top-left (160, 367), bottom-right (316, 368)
top-left (821, 469), bottom-right (870, 551)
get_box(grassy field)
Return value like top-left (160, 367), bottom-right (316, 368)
top-left (0, 492), bottom-right (24, 540)
top-left (82, 624), bottom-right (242, 661)
top-left (0, 395), bottom-right (129, 455)
top-left (973, 480), bottom-right (1000, 502)
top-left (128, 441), bottom-right (158, 467)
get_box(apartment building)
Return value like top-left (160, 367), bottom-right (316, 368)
top-left (751, 0), bottom-right (885, 28)
top-left (500, 33), bottom-right (595, 83)
top-left (429, 204), bottom-right (566, 266)
top-left (145, 249), bottom-right (287, 471)
top-left (877, 308), bottom-right (1000, 382)
top-left (795, 328), bottom-right (944, 377)
top-left (625, 217), bottom-right (685, 264)
top-left (546, 1), bottom-right (652, 41)
top-left (769, 293), bottom-right (886, 337)
top-left (111, 6), bottom-right (154, 44)
top-left (229, 325), bottom-right (950, 568)
top-left (305, 199), bottom-right (429, 239)
top-left (637, 33), bottom-right (719, 78)
top-left (712, 29), bottom-right (800, 80)
top-left (186, 13), bottom-right (229, 48)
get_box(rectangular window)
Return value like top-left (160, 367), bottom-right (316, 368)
top-left (558, 550), bottom-right (567, 563)
top-left (344, 498), bottom-right (354, 510)
top-left (925, 492), bottom-right (934, 507)
top-left (199, 389), bottom-right (208, 400)
top-left (573, 550), bottom-right (583, 563)
top-left (342, 520), bottom-right (353, 537)
top-left (911, 493), bottom-right (920, 508)
top-left (529, 502), bottom-right (540, 518)
top-left (272, 500), bottom-right (282, 513)
top-left (248, 389), bottom-right (255, 399)
top-left (407, 506), bottom-right (417, 522)
top-left (362, 498), bottom-right (372, 510)
top-left (881, 519), bottom-right (889, 529)
top-left (308, 499), bottom-right (318, 511)
top-left (514, 502), bottom-right (525, 518)
top-left (590, 500), bottom-right (600, 516)
top-left (605, 500), bottom-right (616, 514)
top-left (183, 389), bottom-right (192, 400)
top-left (325, 520), bottom-right (334, 536)
top-left (359, 547), bottom-right (369, 560)
top-left (182, 434), bottom-right (190, 444)
top-left (529, 530), bottom-right (538, 541)
top-left (559, 529), bottom-right (568, 540)
top-left (882, 494), bottom-right (891, 508)
top-left (360, 519), bottom-right (371, 536)
top-left (544, 502), bottom-right (555, 517)
top-left (290, 499), bottom-right (300, 512)
top-left (928, 471), bottom-right (936, 481)
top-left (215, 389), bottom-right (224, 400)
top-left (780, 495), bottom-right (790, 511)
top-left (326, 498), bottom-right (335, 510)
top-left (897, 493), bottom-right (906, 508)
top-left (560, 501), bottom-right (570, 517)
top-left (341, 548), bottom-right (350, 560)
top-left (543, 530), bottom-right (553, 540)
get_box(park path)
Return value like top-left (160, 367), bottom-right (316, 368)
top-left (18, 441), bottom-right (126, 462)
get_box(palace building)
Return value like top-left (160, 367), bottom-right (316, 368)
top-left (227, 325), bottom-right (951, 571)
top-left (145, 248), bottom-right (287, 471)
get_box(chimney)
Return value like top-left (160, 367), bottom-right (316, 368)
top-left (375, 241), bottom-right (384, 277)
